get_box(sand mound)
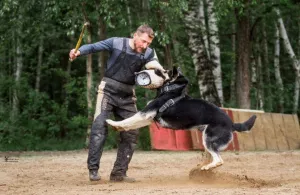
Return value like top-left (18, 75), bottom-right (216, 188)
top-left (189, 166), bottom-right (280, 188)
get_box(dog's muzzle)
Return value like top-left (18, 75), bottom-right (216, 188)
top-left (135, 70), bottom-right (164, 89)
top-left (135, 71), bottom-right (151, 87)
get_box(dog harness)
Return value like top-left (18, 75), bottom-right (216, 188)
top-left (154, 83), bottom-right (186, 120)
top-left (158, 94), bottom-right (185, 113)
top-left (159, 83), bottom-right (186, 94)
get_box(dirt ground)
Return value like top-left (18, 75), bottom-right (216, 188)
top-left (1, 150), bottom-right (300, 195)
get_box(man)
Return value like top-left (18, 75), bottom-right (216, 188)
top-left (69, 24), bottom-right (164, 182)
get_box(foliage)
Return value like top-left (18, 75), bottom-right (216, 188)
top-left (0, 0), bottom-right (299, 151)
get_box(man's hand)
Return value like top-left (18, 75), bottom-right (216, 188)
top-left (145, 60), bottom-right (165, 72)
top-left (69, 49), bottom-right (81, 61)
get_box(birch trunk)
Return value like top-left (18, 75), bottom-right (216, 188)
top-left (35, 2), bottom-right (44, 93)
top-left (274, 23), bottom-right (284, 113)
top-left (198, 0), bottom-right (210, 58)
top-left (184, 0), bottom-right (220, 106)
top-left (206, 0), bottom-right (224, 106)
top-left (275, 8), bottom-right (300, 113)
top-left (298, 19), bottom-right (300, 58)
top-left (12, 34), bottom-right (23, 119)
top-left (250, 53), bottom-right (257, 109)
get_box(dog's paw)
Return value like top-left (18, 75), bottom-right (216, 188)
top-left (200, 162), bottom-right (223, 171)
top-left (106, 119), bottom-right (115, 126)
top-left (200, 165), bottom-right (211, 171)
top-left (106, 119), bottom-right (125, 131)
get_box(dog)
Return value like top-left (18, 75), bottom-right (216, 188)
top-left (106, 66), bottom-right (257, 171)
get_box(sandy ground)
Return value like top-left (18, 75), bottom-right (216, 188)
top-left (1, 149), bottom-right (300, 195)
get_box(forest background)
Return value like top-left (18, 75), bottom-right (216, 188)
top-left (1, 0), bottom-right (299, 151)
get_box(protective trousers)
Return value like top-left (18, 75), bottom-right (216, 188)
top-left (87, 77), bottom-right (139, 177)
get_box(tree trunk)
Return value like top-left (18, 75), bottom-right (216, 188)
top-left (230, 23), bottom-right (236, 105)
top-left (235, 3), bottom-right (251, 109)
top-left (85, 25), bottom-right (93, 147)
top-left (274, 23), bottom-right (284, 113)
top-left (164, 44), bottom-right (173, 69)
top-left (198, 0), bottom-right (210, 58)
top-left (97, 16), bottom-right (107, 81)
top-left (184, 0), bottom-right (220, 106)
top-left (35, 36), bottom-right (43, 92)
top-left (275, 8), bottom-right (300, 113)
top-left (262, 19), bottom-right (272, 111)
top-left (256, 46), bottom-right (264, 110)
top-left (63, 25), bottom-right (75, 113)
top-left (12, 34), bottom-right (23, 119)
top-left (0, 51), bottom-right (5, 113)
top-left (294, 77), bottom-right (300, 113)
top-left (156, 7), bottom-right (173, 69)
top-left (125, 0), bottom-right (133, 33)
top-left (298, 19), bottom-right (300, 58)
top-left (206, 0), bottom-right (224, 106)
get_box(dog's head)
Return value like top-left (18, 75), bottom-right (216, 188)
top-left (135, 68), bottom-right (170, 89)
top-left (135, 66), bottom-right (187, 89)
top-left (165, 66), bottom-right (188, 86)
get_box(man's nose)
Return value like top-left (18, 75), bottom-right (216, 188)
top-left (143, 43), bottom-right (148, 48)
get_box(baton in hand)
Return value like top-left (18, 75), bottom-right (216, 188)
top-left (69, 22), bottom-right (89, 62)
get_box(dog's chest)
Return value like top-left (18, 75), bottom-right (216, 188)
top-left (156, 118), bottom-right (172, 128)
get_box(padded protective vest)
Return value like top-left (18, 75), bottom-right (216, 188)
top-left (104, 38), bottom-right (150, 85)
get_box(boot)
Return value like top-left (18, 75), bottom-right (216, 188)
top-left (89, 170), bottom-right (101, 181)
top-left (110, 175), bottom-right (136, 183)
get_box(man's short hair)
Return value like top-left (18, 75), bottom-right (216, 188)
top-left (136, 24), bottom-right (154, 39)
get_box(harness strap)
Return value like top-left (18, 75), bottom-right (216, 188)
top-left (159, 84), bottom-right (185, 94)
top-left (154, 94), bottom-right (185, 120)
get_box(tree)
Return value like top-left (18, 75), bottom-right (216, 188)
top-left (275, 8), bottom-right (300, 113)
top-left (184, 0), bottom-right (221, 106)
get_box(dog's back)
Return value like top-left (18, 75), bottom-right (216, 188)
top-left (156, 97), bottom-right (233, 130)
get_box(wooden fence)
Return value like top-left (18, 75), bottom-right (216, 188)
top-left (149, 108), bottom-right (300, 151)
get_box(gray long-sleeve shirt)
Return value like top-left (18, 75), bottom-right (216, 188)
top-left (78, 37), bottom-right (155, 85)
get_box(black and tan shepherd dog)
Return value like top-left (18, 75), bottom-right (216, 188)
top-left (106, 66), bottom-right (257, 171)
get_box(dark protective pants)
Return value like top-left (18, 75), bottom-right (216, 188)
top-left (87, 77), bottom-right (139, 177)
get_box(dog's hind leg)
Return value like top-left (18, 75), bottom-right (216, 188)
top-left (197, 150), bottom-right (212, 167)
top-left (200, 126), bottom-right (226, 170)
top-left (200, 149), bottom-right (223, 170)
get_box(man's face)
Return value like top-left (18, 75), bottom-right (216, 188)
top-left (133, 32), bottom-right (153, 53)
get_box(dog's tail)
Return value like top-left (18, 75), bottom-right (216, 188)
top-left (232, 115), bottom-right (257, 132)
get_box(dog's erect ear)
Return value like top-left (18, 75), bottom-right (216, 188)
top-left (168, 66), bottom-right (178, 78)
top-left (172, 66), bottom-right (178, 75)
top-left (177, 67), bottom-right (183, 75)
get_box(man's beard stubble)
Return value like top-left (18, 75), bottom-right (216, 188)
top-left (133, 40), bottom-right (146, 53)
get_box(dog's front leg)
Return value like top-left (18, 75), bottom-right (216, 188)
top-left (106, 111), bottom-right (157, 131)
